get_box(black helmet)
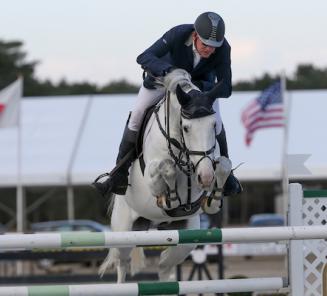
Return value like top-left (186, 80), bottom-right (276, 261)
top-left (194, 12), bottom-right (225, 47)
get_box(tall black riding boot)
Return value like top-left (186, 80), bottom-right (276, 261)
top-left (93, 126), bottom-right (137, 197)
top-left (216, 125), bottom-right (243, 196)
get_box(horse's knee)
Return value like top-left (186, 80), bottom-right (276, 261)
top-left (158, 159), bottom-right (176, 186)
top-left (159, 245), bottom-right (195, 269)
top-left (158, 245), bottom-right (195, 281)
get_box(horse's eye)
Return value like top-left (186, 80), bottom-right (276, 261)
top-left (183, 126), bottom-right (189, 133)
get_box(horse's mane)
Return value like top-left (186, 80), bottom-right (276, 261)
top-left (163, 69), bottom-right (199, 94)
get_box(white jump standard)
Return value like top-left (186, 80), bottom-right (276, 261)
top-left (0, 184), bottom-right (326, 295)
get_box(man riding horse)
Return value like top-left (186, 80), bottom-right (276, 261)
top-left (93, 11), bottom-right (242, 197)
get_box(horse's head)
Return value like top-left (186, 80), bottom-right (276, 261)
top-left (175, 82), bottom-right (221, 189)
top-left (163, 68), bottom-right (225, 189)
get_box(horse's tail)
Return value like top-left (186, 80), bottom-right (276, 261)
top-left (98, 247), bottom-right (146, 278)
top-left (98, 195), bottom-right (146, 277)
top-left (106, 192), bottom-right (116, 217)
top-left (98, 248), bottom-right (119, 278)
top-left (130, 247), bottom-right (146, 276)
top-left (98, 194), bottom-right (116, 278)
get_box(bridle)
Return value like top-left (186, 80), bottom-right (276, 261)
top-left (153, 91), bottom-right (219, 213)
top-left (154, 91), bottom-right (217, 176)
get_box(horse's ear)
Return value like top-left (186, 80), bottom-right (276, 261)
top-left (176, 84), bottom-right (190, 106)
top-left (205, 80), bottom-right (224, 103)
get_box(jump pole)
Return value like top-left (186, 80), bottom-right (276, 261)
top-left (0, 225), bottom-right (326, 250)
top-left (0, 277), bottom-right (287, 296)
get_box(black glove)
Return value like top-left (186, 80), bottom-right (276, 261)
top-left (162, 66), bottom-right (177, 76)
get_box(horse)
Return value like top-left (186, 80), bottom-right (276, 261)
top-left (99, 69), bottom-right (232, 283)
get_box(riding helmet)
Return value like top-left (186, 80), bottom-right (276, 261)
top-left (194, 12), bottom-right (225, 47)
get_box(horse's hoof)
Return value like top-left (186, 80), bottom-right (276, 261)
top-left (156, 195), bottom-right (179, 210)
top-left (201, 197), bottom-right (222, 214)
top-left (223, 174), bottom-right (243, 196)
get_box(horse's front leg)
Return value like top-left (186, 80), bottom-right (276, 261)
top-left (158, 215), bottom-right (200, 282)
top-left (147, 159), bottom-right (179, 210)
top-left (201, 156), bottom-right (232, 214)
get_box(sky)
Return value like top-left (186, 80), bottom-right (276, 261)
top-left (1, 0), bottom-right (326, 87)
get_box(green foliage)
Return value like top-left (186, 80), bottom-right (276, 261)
top-left (100, 79), bottom-right (139, 94)
top-left (233, 64), bottom-right (327, 91)
top-left (0, 40), bottom-right (39, 94)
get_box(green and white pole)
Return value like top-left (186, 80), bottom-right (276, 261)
top-left (0, 277), bottom-right (286, 296)
top-left (0, 225), bottom-right (326, 250)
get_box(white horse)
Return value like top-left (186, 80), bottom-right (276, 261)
top-left (99, 69), bottom-right (232, 283)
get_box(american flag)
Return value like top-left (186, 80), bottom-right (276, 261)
top-left (241, 81), bottom-right (285, 146)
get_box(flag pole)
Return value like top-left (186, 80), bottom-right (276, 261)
top-left (16, 77), bottom-right (24, 233)
top-left (281, 71), bottom-right (289, 215)
top-left (66, 95), bottom-right (93, 220)
top-left (15, 77), bottom-right (24, 276)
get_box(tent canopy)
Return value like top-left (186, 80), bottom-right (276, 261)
top-left (0, 90), bottom-right (326, 188)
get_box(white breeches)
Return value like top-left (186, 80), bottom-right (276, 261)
top-left (128, 85), bottom-right (223, 135)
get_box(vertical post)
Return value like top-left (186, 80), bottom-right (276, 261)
top-left (216, 210), bottom-right (224, 296)
top-left (67, 186), bottom-right (75, 220)
top-left (288, 183), bottom-right (304, 296)
top-left (281, 72), bottom-right (290, 216)
top-left (16, 77), bottom-right (24, 275)
top-left (66, 96), bottom-right (93, 219)
top-left (16, 187), bottom-right (25, 232)
top-left (16, 77), bottom-right (25, 233)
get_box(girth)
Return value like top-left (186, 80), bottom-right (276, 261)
top-left (164, 192), bottom-right (206, 217)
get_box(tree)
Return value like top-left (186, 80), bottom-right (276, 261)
top-left (233, 64), bottom-right (327, 91)
top-left (100, 79), bottom-right (139, 94)
top-left (0, 40), bottom-right (39, 95)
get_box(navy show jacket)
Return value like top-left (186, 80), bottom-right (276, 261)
top-left (137, 24), bottom-right (232, 98)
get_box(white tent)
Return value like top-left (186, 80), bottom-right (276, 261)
top-left (0, 90), bottom-right (326, 188)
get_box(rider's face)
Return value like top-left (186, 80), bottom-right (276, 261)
top-left (193, 33), bottom-right (216, 58)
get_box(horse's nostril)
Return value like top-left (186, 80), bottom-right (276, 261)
top-left (198, 175), bottom-right (202, 184)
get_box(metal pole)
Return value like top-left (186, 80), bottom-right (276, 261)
top-left (66, 96), bottom-right (93, 219)
top-left (15, 77), bottom-right (24, 276)
top-left (281, 72), bottom-right (290, 216)
top-left (67, 186), bottom-right (75, 220)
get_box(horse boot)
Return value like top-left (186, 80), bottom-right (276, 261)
top-left (93, 125), bottom-right (137, 197)
top-left (216, 125), bottom-right (243, 196)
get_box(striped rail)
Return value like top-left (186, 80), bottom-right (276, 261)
top-left (0, 277), bottom-right (287, 296)
top-left (0, 225), bottom-right (326, 250)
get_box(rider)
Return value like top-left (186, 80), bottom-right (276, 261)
top-left (93, 11), bottom-right (242, 197)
